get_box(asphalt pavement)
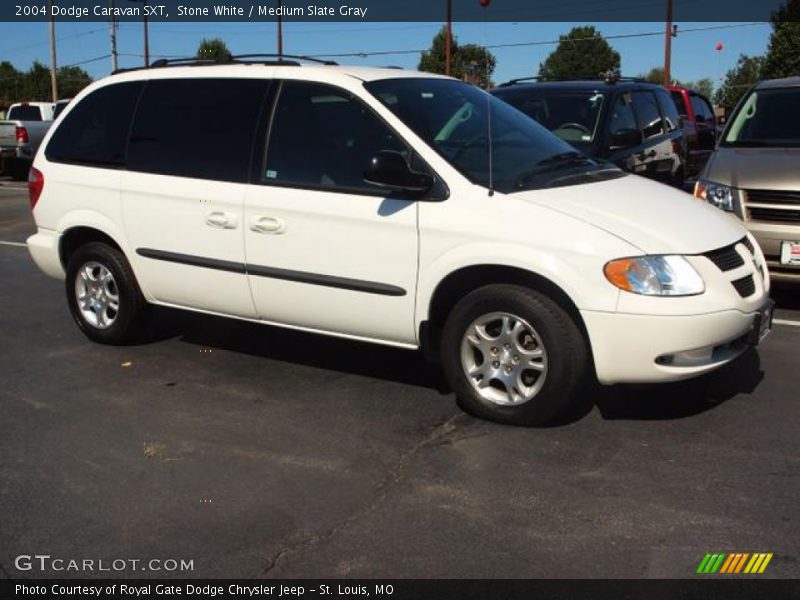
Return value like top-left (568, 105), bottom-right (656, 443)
top-left (1, 178), bottom-right (798, 579)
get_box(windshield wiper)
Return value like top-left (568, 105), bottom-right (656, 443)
top-left (514, 152), bottom-right (595, 188)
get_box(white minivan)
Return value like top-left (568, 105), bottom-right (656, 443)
top-left (27, 57), bottom-right (773, 425)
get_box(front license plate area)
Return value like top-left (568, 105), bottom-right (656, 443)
top-left (747, 300), bottom-right (775, 346)
top-left (781, 240), bottom-right (800, 266)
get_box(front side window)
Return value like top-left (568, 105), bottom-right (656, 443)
top-left (46, 82), bottom-right (143, 167)
top-left (724, 87), bottom-right (800, 147)
top-left (367, 78), bottom-right (624, 193)
top-left (608, 93), bottom-right (638, 136)
top-left (264, 81), bottom-right (407, 193)
top-left (492, 90), bottom-right (605, 145)
top-left (690, 95), bottom-right (714, 123)
top-left (127, 78), bottom-right (268, 182)
top-left (631, 91), bottom-right (664, 139)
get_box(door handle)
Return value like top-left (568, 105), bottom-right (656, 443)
top-left (638, 149), bottom-right (657, 160)
top-left (250, 216), bottom-right (286, 235)
top-left (204, 211), bottom-right (238, 229)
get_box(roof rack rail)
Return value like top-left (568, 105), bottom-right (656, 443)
top-left (112, 53), bottom-right (338, 75)
top-left (497, 74), bottom-right (649, 87)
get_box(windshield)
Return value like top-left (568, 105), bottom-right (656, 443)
top-left (364, 78), bottom-right (623, 193)
top-left (8, 105), bottom-right (43, 121)
top-left (492, 89), bottom-right (605, 145)
top-left (724, 87), bottom-right (800, 147)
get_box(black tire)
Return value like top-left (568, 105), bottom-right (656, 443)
top-left (440, 284), bottom-right (588, 426)
top-left (65, 242), bottom-right (148, 345)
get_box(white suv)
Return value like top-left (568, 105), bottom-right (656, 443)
top-left (26, 57), bottom-right (773, 425)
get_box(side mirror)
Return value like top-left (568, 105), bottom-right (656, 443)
top-left (610, 128), bottom-right (643, 150)
top-left (363, 151), bottom-right (433, 195)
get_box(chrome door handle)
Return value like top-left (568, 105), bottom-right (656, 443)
top-left (250, 216), bottom-right (286, 234)
top-left (205, 211), bottom-right (238, 229)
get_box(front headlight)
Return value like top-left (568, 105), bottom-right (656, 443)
top-left (694, 178), bottom-right (734, 212)
top-left (604, 256), bottom-right (705, 296)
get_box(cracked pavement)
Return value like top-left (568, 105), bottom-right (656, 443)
top-left (1, 184), bottom-right (799, 579)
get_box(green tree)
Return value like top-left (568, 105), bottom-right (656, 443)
top-left (418, 27), bottom-right (496, 88)
top-left (686, 78), bottom-right (714, 100)
top-left (197, 38), bottom-right (231, 62)
top-left (56, 66), bottom-right (92, 99)
top-left (714, 54), bottom-right (764, 111)
top-left (0, 61), bottom-right (22, 110)
top-left (641, 66), bottom-right (666, 84)
top-left (762, 0), bottom-right (800, 79)
top-left (538, 26), bottom-right (620, 81)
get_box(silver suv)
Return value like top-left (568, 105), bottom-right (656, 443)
top-left (695, 77), bottom-right (800, 282)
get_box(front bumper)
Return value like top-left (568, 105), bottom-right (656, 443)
top-left (582, 307), bottom-right (766, 384)
top-left (27, 229), bottom-right (65, 280)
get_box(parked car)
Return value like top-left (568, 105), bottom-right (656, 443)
top-left (695, 76), bottom-right (800, 282)
top-left (491, 77), bottom-right (687, 187)
top-left (53, 98), bottom-right (72, 120)
top-left (0, 101), bottom-right (55, 180)
top-left (27, 59), bottom-right (772, 425)
top-left (668, 85), bottom-right (717, 180)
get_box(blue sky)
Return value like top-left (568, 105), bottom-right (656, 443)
top-left (0, 20), bottom-right (772, 90)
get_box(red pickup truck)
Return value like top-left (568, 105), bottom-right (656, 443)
top-left (667, 85), bottom-right (718, 181)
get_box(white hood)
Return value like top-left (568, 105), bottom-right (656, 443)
top-left (518, 175), bottom-right (747, 255)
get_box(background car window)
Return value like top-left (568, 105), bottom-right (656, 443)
top-left (608, 93), bottom-right (637, 135)
top-left (127, 78), bottom-right (268, 183)
top-left (670, 91), bottom-right (688, 117)
top-left (655, 89), bottom-right (681, 132)
top-left (46, 83), bottom-right (143, 167)
top-left (690, 95), bottom-right (715, 123)
top-left (631, 91), bottom-right (664, 139)
top-left (8, 105), bottom-right (43, 121)
top-left (725, 88), bottom-right (800, 146)
top-left (264, 81), bottom-right (407, 192)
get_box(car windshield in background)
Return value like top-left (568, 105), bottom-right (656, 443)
top-left (8, 105), bottom-right (43, 120)
top-left (724, 87), bottom-right (800, 147)
top-left (494, 91), bottom-right (606, 145)
top-left (364, 78), bottom-right (624, 193)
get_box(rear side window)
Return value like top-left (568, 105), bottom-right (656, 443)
top-left (263, 81), bottom-right (407, 193)
top-left (46, 83), bottom-right (143, 167)
top-left (655, 89), bottom-right (681, 131)
top-left (690, 95), bottom-right (715, 122)
top-left (671, 91), bottom-right (688, 116)
top-left (631, 91), bottom-right (664, 139)
top-left (608, 93), bottom-right (637, 135)
top-left (127, 78), bottom-right (268, 182)
top-left (8, 105), bottom-right (43, 120)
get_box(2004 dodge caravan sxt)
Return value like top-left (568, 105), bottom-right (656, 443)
top-left (26, 59), bottom-right (774, 425)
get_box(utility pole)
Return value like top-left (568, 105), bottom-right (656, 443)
top-left (445, 0), bottom-right (452, 77)
top-left (663, 0), bottom-right (673, 86)
top-left (48, 0), bottom-right (58, 102)
top-left (277, 0), bottom-right (283, 59)
top-left (110, 0), bottom-right (119, 72)
top-left (143, 0), bottom-right (150, 66)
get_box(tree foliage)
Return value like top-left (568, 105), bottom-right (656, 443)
top-left (640, 67), bottom-right (715, 99)
top-left (538, 26), bottom-right (620, 81)
top-left (714, 54), bottom-right (764, 111)
top-left (0, 60), bottom-right (92, 111)
top-left (418, 27), bottom-right (496, 88)
top-left (762, 0), bottom-right (800, 79)
top-left (197, 38), bottom-right (232, 62)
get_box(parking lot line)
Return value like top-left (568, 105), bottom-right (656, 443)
top-left (0, 240), bottom-right (27, 247)
top-left (774, 318), bottom-right (800, 327)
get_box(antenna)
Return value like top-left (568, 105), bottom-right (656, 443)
top-left (482, 1), bottom-right (494, 197)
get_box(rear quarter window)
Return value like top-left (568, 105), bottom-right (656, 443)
top-left (46, 82), bottom-right (144, 167)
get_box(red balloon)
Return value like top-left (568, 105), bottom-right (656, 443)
top-left (715, 42), bottom-right (724, 51)
top-left (479, 0), bottom-right (491, 6)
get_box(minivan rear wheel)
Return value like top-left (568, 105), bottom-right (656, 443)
top-left (440, 284), bottom-right (588, 426)
top-left (66, 242), bottom-right (147, 345)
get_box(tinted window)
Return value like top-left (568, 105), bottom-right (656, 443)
top-left (53, 101), bottom-right (70, 120)
top-left (671, 91), bottom-right (688, 116)
top-left (264, 81), bottom-right (407, 192)
top-left (128, 78), bottom-right (268, 182)
top-left (690, 95), bottom-right (714, 122)
top-left (632, 91), bottom-right (664, 139)
top-left (494, 90), bottom-right (605, 144)
top-left (655, 89), bottom-right (681, 131)
top-left (724, 88), bottom-right (800, 147)
top-left (608, 93), bottom-right (637, 135)
top-left (46, 83), bottom-right (143, 167)
top-left (9, 105), bottom-right (43, 121)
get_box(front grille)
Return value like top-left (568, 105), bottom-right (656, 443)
top-left (731, 274), bottom-right (756, 298)
top-left (748, 207), bottom-right (800, 223)
top-left (746, 189), bottom-right (800, 206)
top-left (704, 242), bottom-right (745, 271)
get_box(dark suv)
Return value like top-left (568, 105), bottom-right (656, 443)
top-left (491, 77), bottom-right (687, 187)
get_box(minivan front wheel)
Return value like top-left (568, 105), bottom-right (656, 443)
top-left (441, 284), bottom-right (588, 426)
top-left (66, 242), bottom-right (147, 345)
